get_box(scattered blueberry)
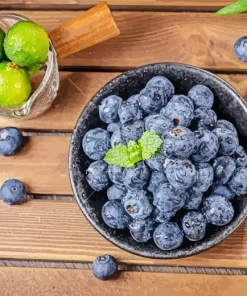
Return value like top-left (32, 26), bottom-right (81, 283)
top-left (147, 171), bottom-right (168, 194)
top-left (211, 184), bottom-right (235, 200)
top-left (86, 161), bottom-right (109, 191)
top-left (0, 127), bottom-right (23, 156)
top-left (234, 36), bottom-right (247, 62)
top-left (107, 184), bottom-right (127, 200)
top-left (193, 107), bottom-right (217, 130)
top-left (110, 129), bottom-right (123, 147)
top-left (144, 114), bottom-right (173, 136)
top-left (182, 211), bottom-right (207, 242)
top-left (216, 120), bottom-right (238, 136)
top-left (139, 86), bottom-right (166, 114)
top-left (107, 122), bottom-right (121, 134)
top-left (188, 85), bottom-right (214, 109)
top-left (145, 152), bottom-right (166, 171)
top-left (92, 254), bottom-right (118, 280)
top-left (129, 218), bottom-right (155, 243)
top-left (191, 163), bottom-right (214, 193)
top-left (213, 156), bottom-right (236, 184)
top-left (120, 119), bottom-right (144, 145)
top-left (228, 167), bottom-right (247, 196)
top-left (124, 162), bottom-right (149, 190)
top-left (0, 179), bottom-right (26, 205)
top-left (108, 165), bottom-right (125, 186)
top-left (234, 146), bottom-right (247, 168)
top-left (99, 95), bottom-right (122, 123)
top-left (118, 98), bottom-right (142, 124)
top-left (184, 189), bottom-right (203, 210)
top-left (213, 127), bottom-right (239, 156)
top-left (146, 76), bottom-right (174, 101)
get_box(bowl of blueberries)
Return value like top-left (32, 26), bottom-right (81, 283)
top-left (69, 63), bottom-right (247, 258)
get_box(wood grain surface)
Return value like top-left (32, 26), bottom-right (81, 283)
top-left (0, 72), bottom-right (246, 131)
top-left (0, 268), bottom-right (247, 296)
top-left (0, 199), bottom-right (247, 268)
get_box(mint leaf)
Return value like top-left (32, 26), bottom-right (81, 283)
top-left (127, 141), bottom-right (142, 163)
top-left (138, 131), bottom-right (163, 160)
top-left (104, 144), bottom-right (134, 168)
top-left (215, 0), bottom-right (247, 16)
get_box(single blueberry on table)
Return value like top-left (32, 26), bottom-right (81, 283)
top-left (129, 218), bottom-right (155, 243)
top-left (107, 122), bottom-right (121, 134)
top-left (202, 195), bottom-right (234, 226)
top-left (234, 146), bottom-right (247, 168)
top-left (110, 129), bottom-right (123, 147)
top-left (212, 127), bottom-right (239, 156)
top-left (228, 167), bottom-right (247, 196)
top-left (144, 114), bottom-right (173, 136)
top-left (188, 85), bottom-right (214, 109)
top-left (108, 165), bottom-right (125, 186)
top-left (152, 207), bottom-right (174, 223)
top-left (107, 184), bottom-right (127, 200)
top-left (118, 97), bottom-right (143, 124)
top-left (216, 119), bottom-right (238, 137)
top-left (234, 36), bottom-right (247, 62)
top-left (124, 162), bottom-right (150, 190)
top-left (153, 222), bottom-right (184, 251)
top-left (193, 107), bottom-right (217, 130)
top-left (82, 128), bottom-right (110, 160)
top-left (213, 156), bottom-right (236, 184)
top-left (0, 127), bottom-right (23, 157)
top-left (191, 163), bottom-right (214, 193)
top-left (147, 171), bottom-right (168, 194)
top-left (0, 179), bottom-right (27, 205)
top-left (184, 189), bottom-right (203, 210)
top-left (102, 200), bottom-right (130, 229)
top-left (99, 95), bottom-right (122, 123)
top-left (211, 184), bottom-right (235, 200)
top-left (86, 160), bottom-right (109, 191)
top-left (120, 119), bottom-right (144, 145)
top-left (145, 152), bottom-right (166, 171)
top-left (92, 254), bottom-right (118, 281)
top-left (182, 211), bottom-right (207, 242)
top-left (146, 76), bottom-right (174, 101)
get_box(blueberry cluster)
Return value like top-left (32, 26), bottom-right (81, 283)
top-left (82, 76), bottom-right (247, 251)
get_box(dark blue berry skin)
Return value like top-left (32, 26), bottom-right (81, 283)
top-left (160, 95), bottom-right (194, 127)
top-left (188, 85), bottom-right (214, 109)
top-left (147, 171), bottom-right (168, 194)
top-left (0, 127), bottom-right (23, 157)
top-left (234, 36), bottom-right (247, 62)
top-left (86, 161), bottom-right (109, 191)
top-left (92, 254), bottom-right (118, 281)
top-left (99, 95), bottom-right (122, 123)
top-left (145, 153), bottom-right (166, 171)
top-left (144, 114), bottom-right (173, 136)
top-left (129, 218), bottom-right (155, 243)
top-left (162, 126), bottom-right (197, 159)
top-left (184, 189), bottom-right (203, 210)
top-left (211, 184), bottom-right (235, 200)
top-left (212, 127), bottom-right (239, 156)
top-left (191, 163), bottom-right (213, 193)
top-left (202, 195), bottom-right (234, 226)
top-left (146, 76), bottom-right (174, 101)
top-left (122, 190), bottom-right (153, 219)
top-left (234, 146), bottom-right (247, 168)
top-left (182, 211), bottom-right (207, 242)
top-left (216, 120), bottom-right (238, 137)
top-left (191, 129), bottom-right (219, 162)
top-left (108, 165), bottom-right (125, 186)
top-left (0, 179), bottom-right (26, 205)
top-left (213, 156), bottom-right (236, 184)
top-left (120, 119), bottom-right (144, 145)
top-left (193, 107), bottom-right (217, 130)
top-left (153, 222), bottom-right (183, 251)
top-left (110, 129), bottom-right (123, 147)
top-left (107, 184), bottom-right (127, 200)
top-left (165, 159), bottom-right (197, 190)
top-left (152, 207), bottom-right (174, 223)
top-left (107, 122), bottom-right (121, 134)
top-left (83, 128), bottom-right (110, 160)
top-left (124, 162), bottom-right (149, 190)
top-left (228, 167), bottom-right (247, 196)
top-left (102, 200), bottom-right (130, 229)
top-left (118, 98), bottom-right (143, 124)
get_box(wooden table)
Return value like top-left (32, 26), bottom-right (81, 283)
top-left (1, 1), bottom-right (247, 295)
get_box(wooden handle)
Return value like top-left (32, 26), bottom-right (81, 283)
top-left (49, 2), bottom-right (120, 59)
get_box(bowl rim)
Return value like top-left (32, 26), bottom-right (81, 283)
top-left (69, 62), bottom-right (247, 259)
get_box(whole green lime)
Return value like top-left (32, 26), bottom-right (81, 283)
top-left (0, 61), bottom-right (32, 107)
top-left (0, 28), bottom-right (5, 61)
top-left (4, 21), bottom-right (49, 67)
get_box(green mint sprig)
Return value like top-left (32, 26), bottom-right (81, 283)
top-left (215, 0), bottom-right (247, 16)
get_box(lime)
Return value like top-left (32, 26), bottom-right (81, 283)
top-left (4, 21), bottom-right (49, 67)
top-left (0, 61), bottom-right (32, 107)
top-left (26, 63), bottom-right (42, 77)
top-left (0, 28), bottom-right (5, 61)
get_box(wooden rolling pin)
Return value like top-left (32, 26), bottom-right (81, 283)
top-left (49, 2), bottom-right (120, 58)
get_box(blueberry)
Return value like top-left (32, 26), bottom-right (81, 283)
top-left (160, 95), bottom-right (194, 127)
top-left (83, 128), bottom-right (110, 160)
top-left (144, 114), bottom-right (173, 136)
top-left (146, 76), bottom-right (174, 101)
top-left (152, 207), bottom-right (174, 223)
top-left (92, 254), bottom-right (118, 281)
top-left (216, 120), bottom-right (238, 136)
top-left (213, 156), bottom-right (236, 184)
top-left (191, 129), bottom-right (219, 162)
top-left (188, 85), bottom-right (214, 109)
top-left (193, 107), bottom-right (217, 130)
top-left (138, 86), bottom-right (166, 114)
top-left (120, 119), bottom-right (144, 145)
top-left (165, 159), bottom-right (197, 190)
top-left (191, 163), bottom-right (214, 193)
top-left (0, 127), bottom-right (23, 156)
top-left (108, 165), bottom-right (125, 186)
top-left (228, 167), bottom-right (247, 196)
top-left (107, 122), bottom-right (121, 134)
top-left (202, 195), bottom-right (234, 226)
top-left (147, 171), bottom-right (168, 194)
top-left (0, 179), bottom-right (27, 205)
top-left (99, 95), bottom-right (122, 123)
top-left (107, 184), bottom-right (127, 200)
top-left (102, 200), bottom-right (130, 229)
top-left (110, 129), bottom-right (123, 147)
top-left (211, 184), bottom-right (235, 200)
top-left (129, 218), bottom-right (155, 243)
top-left (162, 126), bottom-right (197, 159)
top-left (124, 162), bottom-right (149, 190)
top-left (118, 98), bottom-right (142, 124)
top-left (122, 190), bottom-right (153, 219)
top-left (86, 161), bottom-right (109, 191)
top-left (184, 189), bottom-right (203, 210)
top-left (212, 127), bottom-right (239, 156)
top-left (145, 153), bottom-right (166, 171)
top-left (234, 36), bottom-right (247, 62)
top-left (153, 222), bottom-right (183, 251)
top-left (234, 146), bottom-right (247, 167)
top-left (182, 211), bottom-right (207, 242)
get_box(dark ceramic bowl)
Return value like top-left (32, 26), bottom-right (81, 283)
top-left (69, 63), bottom-right (247, 259)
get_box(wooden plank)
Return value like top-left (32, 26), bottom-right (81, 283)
top-left (1, 268), bottom-right (247, 296)
top-left (4, 11), bottom-right (247, 71)
top-left (0, 72), bottom-right (246, 131)
top-left (0, 199), bottom-right (247, 268)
